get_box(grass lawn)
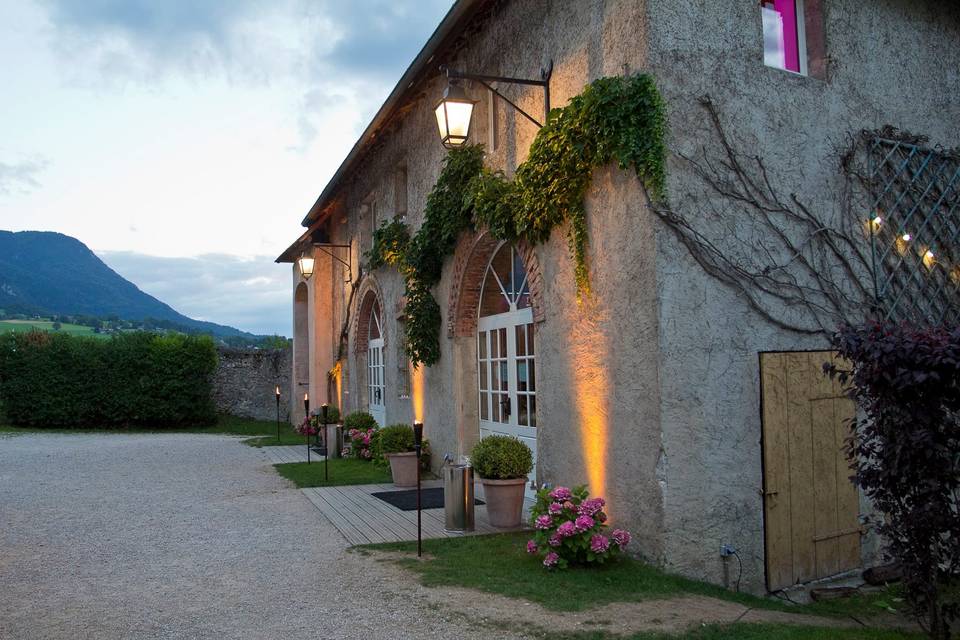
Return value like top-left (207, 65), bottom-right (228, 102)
top-left (0, 319), bottom-right (102, 337)
top-left (244, 427), bottom-right (308, 447)
top-left (0, 414), bottom-right (280, 437)
top-left (554, 624), bottom-right (920, 640)
top-left (273, 459), bottom-right (392, 488)
top-left (360, 532), bottom-right (905, 621)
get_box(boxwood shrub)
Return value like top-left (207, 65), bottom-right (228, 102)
top-left (342, 410), bottom-right (377, 431)
top-left (377, 423), bottom-right (415, 456)
top-left (471, 435), bottom-right (533, 480)
top-left (0, 331), bottom-right (218, 428)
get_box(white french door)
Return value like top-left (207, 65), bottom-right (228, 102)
top-left (367, 304), bottom-right (385, 427)
top-left (476, 243), bottom-right (537, 497)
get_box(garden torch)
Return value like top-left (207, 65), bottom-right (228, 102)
top-left (413, 420), bottom-right (424, 557)
top-left (321, 403), bottom-right (329, 482)
top-left (275, 385), bottom-right (281, 443)
top-left (304, 393), bottom-right (310, 464)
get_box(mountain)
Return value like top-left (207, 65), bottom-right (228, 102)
top-left (0, 230), bottom-right (256, 338)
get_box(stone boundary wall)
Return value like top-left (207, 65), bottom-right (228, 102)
top-left (212, 346), bottom-right (291, 422)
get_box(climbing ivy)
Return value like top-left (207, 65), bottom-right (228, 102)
top-left (366, 74), bottom-right (667, 367)
top-left (366, 216), bottom-right (410, 270)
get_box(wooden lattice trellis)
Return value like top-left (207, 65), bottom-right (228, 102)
top-left (868, 137), bottom-right (960, 326)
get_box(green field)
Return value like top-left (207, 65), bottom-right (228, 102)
top-left (0, 320), bottom-right (102, 337)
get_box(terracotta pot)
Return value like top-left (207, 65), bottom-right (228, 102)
top-left (480, 477), bottom-right (527, 528)
top-left (386, 451), bottom-right (418, 487)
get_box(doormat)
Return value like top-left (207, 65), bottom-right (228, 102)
top-left (372, 487), bottom-right (484, 511)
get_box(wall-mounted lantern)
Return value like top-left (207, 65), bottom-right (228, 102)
top-left (435, 82), bottom-right (477, 149)
top-left (434, 62), bottom-right (552, 149)
top-left (297, 252), bottom-right (315, 280)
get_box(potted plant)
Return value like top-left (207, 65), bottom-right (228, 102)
top-left (378, 424), bottom-right (418, 487)
top-left (471, 435), bottom-right (533, 528)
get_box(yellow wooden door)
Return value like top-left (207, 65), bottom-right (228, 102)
top-left (760, 351), bottom-right (861, 591)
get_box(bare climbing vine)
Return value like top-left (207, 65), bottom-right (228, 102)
top-left (646, 95), bottom-right (877, 335)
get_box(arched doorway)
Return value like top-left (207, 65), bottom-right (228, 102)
top-left (293, 282), bottom-right (309, 423)
top-left (477, 242), bottom-right (537, 495)
top-left (366, 300), bottom-right (385, 426)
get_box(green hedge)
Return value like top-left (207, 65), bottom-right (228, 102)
top-left (0, 331), bottom-right (218, 428)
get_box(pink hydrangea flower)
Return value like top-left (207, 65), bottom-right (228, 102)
top-left (543, 552), bottom-right (559, 568)
top-left (549, 486), bottom-right (572, 501)
top-left (535, 515), bottom-right (553, 530)
top-left (548, 502), bottom-right (563, 515)
top-left (563, 501), bottom-right (575, 511)
top-left (548, 534), bottom-right (561, 547)
top-left (574, 515), bottom-right (595, 532)
top-left (526, 539), bottom-right (538, 554)
top-left (578, 497), bottom-right (606, 517)
top-left (363, 435), bottom-right (371, 445)
top-left (556, 521), bottom-right (576, 538)
top-left (612, 529), bottom-right (632, 547)
top-left (590, 534), bottom-right (610, 553)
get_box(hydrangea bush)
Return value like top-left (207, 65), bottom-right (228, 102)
top-left (527, 485), bottom-right (631, 569)
top-left (294, 416), bottom-right (319, 437)
top-left (343, 426), bottom-right (377, 460)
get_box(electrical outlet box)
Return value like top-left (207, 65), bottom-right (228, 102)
top-left (720, 544), bottom-right (736, 557)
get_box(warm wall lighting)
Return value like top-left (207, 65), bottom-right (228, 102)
top-left (434, 82), bottom-right (476, 149)
top-left (410, 364), bottom-right (425, 423)
top-left (297, 252), bottom-right (315, 280)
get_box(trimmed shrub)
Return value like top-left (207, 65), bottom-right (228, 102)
top-left (310, 405), bottom-right (340, 424)
top-left (0, 330), bottom-right (218, 428)
top-left (377, 423), bottom-right (415, 455)
top-left (470, 435), bottom-right (533, 480)
top-left (343, 410), bottom-right (377, 431)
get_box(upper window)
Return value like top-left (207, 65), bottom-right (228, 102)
top-left (762, 0), bottom-right (807, 75)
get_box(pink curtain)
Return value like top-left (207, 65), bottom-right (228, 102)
top-left (774, 0), bottom-right (801, 72)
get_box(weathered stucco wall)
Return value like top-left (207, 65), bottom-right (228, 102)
top-left (287, 0), bottom-right (959, 594)
top-left (213, 346), bottom-right (291, 422)
top-left (647, 0), bottom-right (960, 590)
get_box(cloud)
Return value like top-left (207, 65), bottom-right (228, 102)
top-left (0, 158), bottom-right (49, 196)
top-left (40, 0), bottom-right (452, 85)
top-left (97, 250), bottom-right (292, 337)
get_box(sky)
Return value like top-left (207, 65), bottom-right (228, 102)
top-left (0, 0), bottom-right (453, 336)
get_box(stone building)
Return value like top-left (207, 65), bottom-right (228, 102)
top-left (278, 0), bottom-right (960, 593)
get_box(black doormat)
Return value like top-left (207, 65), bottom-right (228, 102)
top-left (371, 487), bottom-right (484, 511)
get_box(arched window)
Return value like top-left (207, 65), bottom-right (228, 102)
top-left (367, 301), bottom-right (385, 426)
top-left (477, 243), bottom-right (537, 494)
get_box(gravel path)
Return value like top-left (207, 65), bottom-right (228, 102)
top-left (0, 433), bottom-right (502, 640)
top-left (0, 432), bottom-right (888, 640)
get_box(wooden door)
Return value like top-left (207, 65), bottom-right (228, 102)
top-left (760, 351), bottom-right (861, 591)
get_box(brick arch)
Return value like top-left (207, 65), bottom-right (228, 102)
top-left (352, 275), bottom-right (386, 354)
top-left (447, 231), bottom-right (545, 338)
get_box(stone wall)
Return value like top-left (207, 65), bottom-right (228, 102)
top-left (212, 347), bottom-right (291, 422)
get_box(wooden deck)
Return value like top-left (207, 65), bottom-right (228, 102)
top-left (259, 445), bottom-right (531, 544)
top-left (260, 444), bottom-right (316, 464)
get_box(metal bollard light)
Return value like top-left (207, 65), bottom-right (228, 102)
top-left (444, 458), bottom-right (475, 533)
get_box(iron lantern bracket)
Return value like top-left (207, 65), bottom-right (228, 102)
top-left (310, 243), bottom-right (352, 272)
top-left (441, 61), bottom-right (552, 128)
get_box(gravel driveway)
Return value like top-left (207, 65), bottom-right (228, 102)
top-left (0, 433), bottom-right (496, 640)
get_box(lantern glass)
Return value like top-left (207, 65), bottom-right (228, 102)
top-left (435, 83), bottom-right (476, 149)
top-left (298, 253), bottom-right (315, 280)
